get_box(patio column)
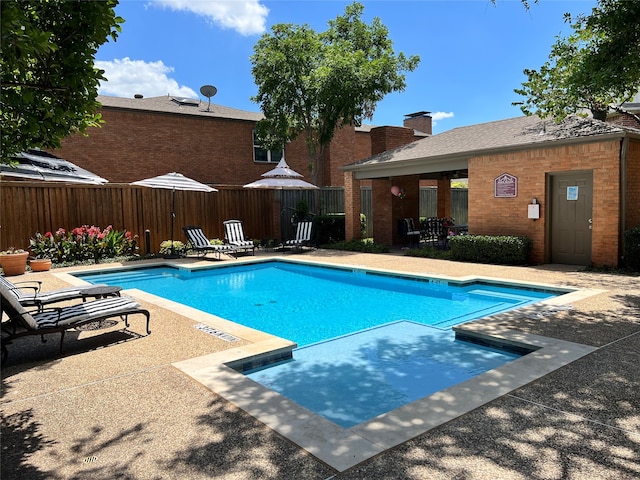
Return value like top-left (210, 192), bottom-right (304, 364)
top-left (371, 178), bottom-right (393, 245)
top-left (344, 171), bottom-right (361, 241)
top-left (391, 175), bottom-right (420, 244)
top-left (437, 176), bottom-right (452, 219)
top-left (372, 175), bottom-right (420, 246)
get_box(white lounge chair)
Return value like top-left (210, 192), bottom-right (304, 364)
top-left (183, 225), bottom-right (238, 259)
top-left (281, 221), bottom-right (314, 252)
top-left (223, 220), bottom-right (255, 255)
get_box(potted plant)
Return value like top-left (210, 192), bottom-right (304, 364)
top-left (0, 247), bottom-right (29, 276)
top-left (29, 232), bottom-right (55, 271)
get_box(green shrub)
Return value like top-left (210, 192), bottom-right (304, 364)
top-left (159, 240), bottom-right (186, 255)
top-left (449, 235), bottom-right (532, 265)
top-left (624, 227), bottom-right (640, 270)
top-left (320, 239), bottom-right (389, 253)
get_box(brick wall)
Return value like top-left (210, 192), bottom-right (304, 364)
top-left (55, 105), bottom-right (421, 188)
top-left (370, 126), bottom-right (416, 155)
top-left (626, 138), bottom-right (640, 229)
top-left (469, 139), bottom-right (622, 266)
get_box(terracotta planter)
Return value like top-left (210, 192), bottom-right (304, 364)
top-left (0, 251), bottom-right (29, 276)
top-left (29, 258), bottom-right (52, 272)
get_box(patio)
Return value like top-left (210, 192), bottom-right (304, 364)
top-left (2, 250), bottom-right (639, 479)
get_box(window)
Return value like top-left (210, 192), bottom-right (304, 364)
top-left (253, 131), bottom-right (284, 163)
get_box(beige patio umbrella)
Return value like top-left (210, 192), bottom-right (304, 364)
top-left (243, 159), bottom-right (318, 190)
top-left (132, 172), bottom-right (218, 258)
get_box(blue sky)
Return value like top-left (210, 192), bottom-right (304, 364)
top-left (96, 0), bottom-right (597, 134)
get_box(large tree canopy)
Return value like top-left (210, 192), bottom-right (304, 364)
top-left (514, 0), bottom-right (640, 121)
top-left (1, 0), bottom-right (123, 162)
top-left (250, 1), bottom-right (420, 186)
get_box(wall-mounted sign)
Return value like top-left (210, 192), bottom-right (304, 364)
top-left (567, 186), bottom-right (579, 201)
top-left (494, 173), bottom-right (518, 198)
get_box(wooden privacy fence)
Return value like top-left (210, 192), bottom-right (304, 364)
top-left (0, 181), bottom-right (274, 254)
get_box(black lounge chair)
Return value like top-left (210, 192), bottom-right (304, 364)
top-left (183, 225), bottom-right (238, 259)
top-left (0, 276), bottom-right (120, 311)
top-left (223, 220), bottom-right (255, 255)
top-left (1, 283), bottom-right (150, 363)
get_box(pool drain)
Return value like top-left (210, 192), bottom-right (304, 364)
top-left (83, 456), bottom-right (98, 463)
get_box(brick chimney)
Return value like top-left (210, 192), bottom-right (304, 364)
top-left (403, 111), bottom-right (432, 135)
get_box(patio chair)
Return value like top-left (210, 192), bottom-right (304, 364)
top-left (401, 218), bottom-right (421, 248)
top-left (0, 276), bottom-right (120, 311)
top-left (183, 225), bottom-right (238, 259)
top-left (223, 220), bottom-right (255, 255)
top-left (280, 221), bottom-right (314, 252)
top-left (1, 283), bottom-right (151, 363)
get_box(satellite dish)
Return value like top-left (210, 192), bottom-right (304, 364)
top-left (199, 85), bottom-right (217, 112)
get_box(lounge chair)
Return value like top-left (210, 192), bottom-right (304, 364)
top-left (183, 225), bottom-right (238, 259)
top-left (223, 220), bottom-right (255, 255)
top-left (1, 283), bottom-right (150, 363)
top-left (281, 221), bottom-right (314, 252)
top-left (0, 276), bottom-right (120, 311)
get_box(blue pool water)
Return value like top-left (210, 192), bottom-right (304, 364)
top-left (78, 260), bottom-right (558, 427)
top-left (246, 321), bottom-right (522, 428)
top-left (77, 261), bottom-right (556, 346)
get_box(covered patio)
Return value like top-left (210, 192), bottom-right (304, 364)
top-left (343, 115), bottom-right (640, 267)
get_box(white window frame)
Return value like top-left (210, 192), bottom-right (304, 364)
top-left (253, 131), bottom-right (284, 163)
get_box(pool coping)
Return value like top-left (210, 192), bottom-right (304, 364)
top-left (55, 259), bottom-right (603, 472)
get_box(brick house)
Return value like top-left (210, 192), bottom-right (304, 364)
top-left (54, 95), bottom-right (428, 186)
top-left (343, 114), bottom-right (640, 267)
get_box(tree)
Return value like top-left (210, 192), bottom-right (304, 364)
top-left (1, 0), bottom-right (123, 162)
top-left (514, 0), bottom-right (640, 121)
top-left (250, 2), bottom-right (419, 186)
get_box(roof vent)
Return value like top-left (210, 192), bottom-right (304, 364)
top-left (134, 94), bottom-right (143, 99)
top-left (171, 96), bottom-right (199, 107)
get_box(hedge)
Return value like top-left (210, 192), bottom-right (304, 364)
top-left (449, 235), bottom-right (533, 265)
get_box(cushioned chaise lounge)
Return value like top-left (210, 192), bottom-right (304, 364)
top-left (223, 220), bottom-right (255, 255)
top-left (183, 225), bottom-right (238, 259)
top-left (281, 221), bottom-right (314, 252)
top-left (0, 276), bottom-right (119, 311)
top-left (1, 284), bottom-right (151, 363)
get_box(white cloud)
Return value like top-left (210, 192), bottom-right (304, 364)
top-left (431, 111), bottom-right (454, 126)
top-left (151, 0), bottom-right (268, 36)
top-left (96, 58), bottom-right (198, 98)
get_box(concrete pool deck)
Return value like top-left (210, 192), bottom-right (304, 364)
top-left (2, 250), bottom-right (639, 479)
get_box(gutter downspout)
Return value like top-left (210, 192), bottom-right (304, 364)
top-left (620, 136), bottom-right (629, 265)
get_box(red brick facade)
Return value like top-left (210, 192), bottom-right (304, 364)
top-left (468, 139), bottom-right (624, 266)
top-left (55, 100), bottom-right (423, 187)
top-left (345, 133), bottom-right (639, 267)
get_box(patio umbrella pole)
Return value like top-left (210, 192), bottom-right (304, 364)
top-left (166, 188), bottom-right (180, 259)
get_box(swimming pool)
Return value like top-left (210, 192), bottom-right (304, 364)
top-left (77, 260), bottom-right (558, 347)
top-left (246, 320), bottom-right (523, 427)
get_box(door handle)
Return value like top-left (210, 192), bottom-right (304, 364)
top-left (588, 218), bottom-right (592, 229)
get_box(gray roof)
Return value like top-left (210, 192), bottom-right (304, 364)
top-left (97, 95), bottom-right (264, 122)
top-left (343, 115), bottom-right (639, 178)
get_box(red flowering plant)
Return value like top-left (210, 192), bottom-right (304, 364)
top-left (28, 231), bottom-right (57, 259)
top-left (30, 225), bottom-right (138, 264)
